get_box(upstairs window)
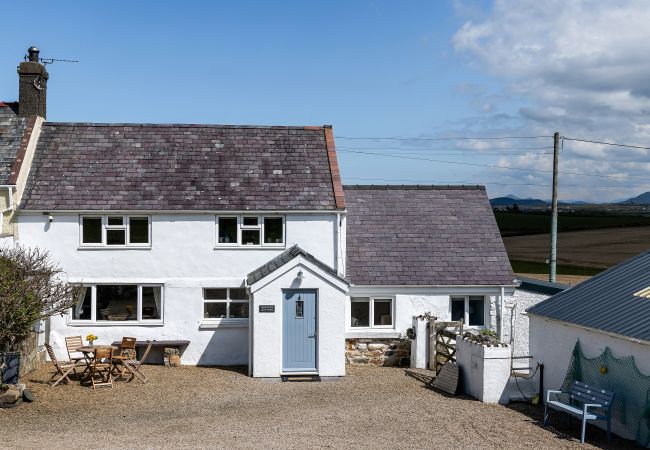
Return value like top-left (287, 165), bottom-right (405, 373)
top-left (216, 215), bottom-right (285, 247)
top-left (80, 215), bottom-right (151, 247)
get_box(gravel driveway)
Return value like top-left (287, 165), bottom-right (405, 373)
top-left (0, 365), bottom-right (637, 449)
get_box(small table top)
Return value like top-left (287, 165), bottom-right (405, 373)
top-left (75, 345), bottom-right (119, 353)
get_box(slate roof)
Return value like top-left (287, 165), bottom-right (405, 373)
top-left (344, 185), bottom-right (515, 286)
top-left (21, 123), bottom-right (342, 211)
top-left (0, 103), bottom-right (26, 184)
top-left (246, 244), bottom-right (346, 286)
top-left (527, 251), bottom-right (650, 342)
top-left (517, 276), bottom-right (568, 296)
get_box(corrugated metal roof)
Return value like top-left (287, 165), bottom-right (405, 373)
top-left (527, 250), bottom-right (650, 342)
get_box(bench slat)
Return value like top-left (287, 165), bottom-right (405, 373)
top-left (547, 401), bottom-right (599, 420)
top-left (570, 384), bottom-right (614, 406)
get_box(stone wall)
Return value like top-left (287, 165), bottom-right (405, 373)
top-left (17, 331), bottom-right (45, 375)
top-left (345, 338), bottom-right (411, 366)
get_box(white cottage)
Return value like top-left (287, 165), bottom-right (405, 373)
top-left (1, 47), bottom-right (516, 378)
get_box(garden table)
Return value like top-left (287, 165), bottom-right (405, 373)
top-left (75, 345), bottom-right (119, 378)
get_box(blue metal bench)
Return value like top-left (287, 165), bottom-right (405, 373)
top-left (544, 380), bottom-right (615, 444)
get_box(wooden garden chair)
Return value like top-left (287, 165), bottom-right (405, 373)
top-left (45, 343), bottom-right (82, 387)
top-left (88, 347), bottom-right (113, 389)
top-left (111, 336), bottom-right (137, 380)
top-left (124, 340), bottom-right (154, 384)
top-left (65, 335), bottom-right (87, 373)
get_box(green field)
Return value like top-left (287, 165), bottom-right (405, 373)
top-left (494, 211), bottom-right (650, 237)
top-left (509, 259), bottom-right (602, 276)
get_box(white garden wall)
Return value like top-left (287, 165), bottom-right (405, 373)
top-left (456, 337), bottom-right (511, 404)
top-left (529, 315), bottom-right (650, 440)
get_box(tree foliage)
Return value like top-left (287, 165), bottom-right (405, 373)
top-left (0, 245), bottom-right (84, 352)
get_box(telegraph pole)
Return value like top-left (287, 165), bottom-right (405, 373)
top-left (549, 132), bottom-right (560, 282)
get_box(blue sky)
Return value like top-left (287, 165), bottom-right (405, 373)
top-left (2, 1), bottom-right (648, 201)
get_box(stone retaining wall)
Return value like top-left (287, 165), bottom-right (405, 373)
top-left (345, 338), bottom-right (410, 366)
top-left (18, 331), bottom-right (45, 375)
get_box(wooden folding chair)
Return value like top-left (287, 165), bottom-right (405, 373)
top-left (65, 335), bottom-right (87, 373)
top-left (111, 336), bottom-right (137, 380)
top-left (45, 343), bottom-right (81, 387)
top-left (88, 347), bottom-right (113, 389)
top-left (124, 340), bottom-right (154, 384)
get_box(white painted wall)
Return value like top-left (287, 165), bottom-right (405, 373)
top-left (529, 315), bottom-right (650, 440)
top-left (18, 212), bottom-right (340, 366)
top-left (345, 286), bottom-right (513, 339)
top-left (249, 257), bottom-right (348, 377)
top-left (504, 290), bottom-right (550, 356)
top-left (457, 337), bottom-right (512, 404)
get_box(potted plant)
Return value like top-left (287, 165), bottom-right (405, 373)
top-left (0, 245), bottom-right (83, 384)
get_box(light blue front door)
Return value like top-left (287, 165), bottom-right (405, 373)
top-left (282, 290), bottom-right (317, 373)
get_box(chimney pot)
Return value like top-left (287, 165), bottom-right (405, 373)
top-left (27, 46), bottom-right (40, 62)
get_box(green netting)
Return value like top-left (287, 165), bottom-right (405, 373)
top-left (562, 340), bottom-right (650, 447)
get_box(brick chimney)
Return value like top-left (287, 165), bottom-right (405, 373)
top-left (17, 46), bottom-right (48, 118)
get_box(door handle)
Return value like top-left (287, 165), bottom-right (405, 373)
top-left (308, 332), bottom-right (317, 339)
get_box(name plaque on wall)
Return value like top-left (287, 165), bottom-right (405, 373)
top-left (259, 305), bottom-right (275, 313)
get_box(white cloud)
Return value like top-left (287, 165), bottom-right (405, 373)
top-left (451, 0), bottom-right (650, 201)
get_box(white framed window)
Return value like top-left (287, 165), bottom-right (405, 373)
top-left (350, 297), bottom-right (394, 328)
top-left (203, 287), bottom-right (249, 321)
top-left (70, 284), bottom-right (163, 324)
top-left (80, 215), bottom-right (151, 247)
top-left (215, 215), bottom-right (285, 247)
top-left (450, 295), bottom-right (487, 327)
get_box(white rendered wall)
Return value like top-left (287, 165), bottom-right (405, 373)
top-left (345, 287), bottom-right (511, 339)
top-left (504, 290), bottom-right (550, 356)
top-left (18, 212), bottom-right (339, 366)
top-left (249, 259), bottom-right (347, 378)
top-left (529, 316), bottom-right (650, 440)
top-left (457, 337), bottom-right (512, 404)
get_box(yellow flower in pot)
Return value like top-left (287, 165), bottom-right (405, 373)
top-left (85, 333), bottom-right (98, 346)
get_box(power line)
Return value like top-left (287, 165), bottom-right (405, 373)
top-left (337, 145), bottom-right (552, 152)
top-left (343, 176), bottom-right (650, 189)
top-left (338, 149), bottom-right (553, 156)
top-left (335, 135), bottom-right (553, 141)
top-left (563, 137), bottom-right (650, 151)
top-left (337, 148), bottom-right (650, 181)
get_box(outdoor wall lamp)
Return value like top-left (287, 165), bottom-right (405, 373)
top-left (296, 269), bottom-right (305, 280)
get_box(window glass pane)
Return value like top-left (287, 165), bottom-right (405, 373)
top-left (204, 302), bottom-right (227, 319)
top-left (73, 287), bottom-right (92, 320)
top-left (204, 288), bottom-right (227, 300)
top-left (242, 229), bottom-right (260, 245)
top-left (129, 217), bottom-right (149, 244)
top-left (107, 229), bottom-right (126, 245)
top-left (229, 288), bottom-right (248, 300)
top-left (469, 296), bottom-right (485, 326)
top-left (451, 297), bottom-right (465, 322)
top-left (296, 299), bottom-right (304, 318)
top-left (230, 302), bottom-right (249, 318)
top-left (351, 298), bottom-right (370, 327)
top-left (107, 216), bottom-right (124, 226)
top-left (264, 217), bottom-right (283, 244)
top-left (82, 217), bottom-right (102, 244)
top-left (243, 216), bottom-right (258, 226)
top-left (218, 217), bottom-right (237, 244)
top-left (373, 299), bottom-right (392, 326)
top-left (96, 285), bottom-right (137, 321)
top-left (142, 286), bottom-right (161, 320)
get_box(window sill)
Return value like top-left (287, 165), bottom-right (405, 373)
top-left (67, 321), bottom-right (164, 327)
top-left (346, 330), bottom-right (401, 339)
top-left (77, 246), bottom-right (152, 251)
top-left (214, 245), bottom-right (286, 250)
top-left (199, 319), bottom-right (249, 329)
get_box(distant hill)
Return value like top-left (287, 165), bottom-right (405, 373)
top-left (620, 192), bottom-right (650, 205)
top-left (490, 197), bottom-right (547, 207)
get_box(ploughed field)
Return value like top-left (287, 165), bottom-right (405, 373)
top-left (1, 365), bottom-right (636, 449)
top-left (495, 212), bottom-right (650, 275)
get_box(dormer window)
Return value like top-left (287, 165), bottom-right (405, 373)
top-left (80, 215), bottom-right (151, 248)
top-left (216, 215), bottom-right (285, 247)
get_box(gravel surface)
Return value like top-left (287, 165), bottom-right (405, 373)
top-left (0, 365), bottom-right (638, 449)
